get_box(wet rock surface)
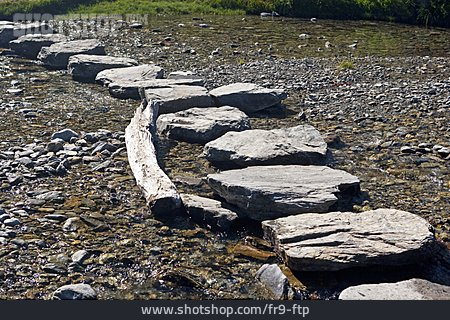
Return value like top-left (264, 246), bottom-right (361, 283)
top-left (0, 15), bottom-right (448, 300)
top-left (204, 125), bottom-right (327, 167)
top-left (207, 165), bottom-right (360, 220)
top-left (157, 106), bottom-right (251, 144)
top-left (262, 209), bottom-right (437, 271)
top-left (339, 279), bottom-right (450, 300)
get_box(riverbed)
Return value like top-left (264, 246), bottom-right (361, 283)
top-left (0, 15), bottom-right (449, 299)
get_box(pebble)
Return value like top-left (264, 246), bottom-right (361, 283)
top-left (53, 284), bottom-right (97, 300)
top-left (3, 218), bottom-right (21, 227)
top-left (51, 129), bottom-right (79, 142)
top-left (71, 249), bottom-right (90, 264)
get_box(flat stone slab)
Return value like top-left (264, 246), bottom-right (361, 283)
top-left (144, 85), bottom-right (215, 114)
top-left (95, 64), bottom-right (164, 85)
top-left (0, 22), bottom-right (52, 47)
top-left (204, 125), bottom-right (327, 168)
top-left (262, 209), bottom-right (437, 271)
top-left (109, 79), bottom-right (205, 100)
top-left (207, 165), bottom-right (360, 220)
top-left (339, 279), bottom-right (450, 300)
top-left (37, 39), bottom-right (105, 69)
top-left (157, 106), bottom-right (251, 144)
top-left (68, 54), bottom-right (138, 81)
top-left (209, 83), bottom-right (287, 114)
top-left (181, 194), bottom-right (239, 230)
top-left (9, 33), bottom-right (67, 59)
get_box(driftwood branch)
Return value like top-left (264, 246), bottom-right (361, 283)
top-left (125, 99), bottom-right (182, 214)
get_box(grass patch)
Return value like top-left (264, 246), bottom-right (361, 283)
top-left (72, 0), bottom-right (245, 15)
top-left (338, 59), bottom-right (355, 71)
top-left (1, 0), bottom-right (449, 27)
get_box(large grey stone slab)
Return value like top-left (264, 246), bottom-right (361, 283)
top-left (109, 79), bottom-right (205, 100)
top-left (0, 22), bottom-right (52, 47)
top-left (144, 85), bottom-right (215, 113)
top-left (9, 33), bottom-right (67, 59)
top-left (207, 165), bottom-right (360, 220)
top-left (68, 54), bottom-right (138, 81)
top-left (157, 106), bottom-right (250, 144)
top-left (95, 64), bottom-right (164, 85)
top-left (204, 125), bottom-right (327, 168)
top-left (181, 194), bottom-right (239, 230)
top-left (339, 279), bottom-right (450, 300)
top-left (37, 39), bottom-right (105, 69)
top-left (262, 209), bottom-right (438, 271)
top-left (209, 83), bottom-right (287, 113)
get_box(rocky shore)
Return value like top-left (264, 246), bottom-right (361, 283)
top-left (0, 16), bottom-right (449, 300)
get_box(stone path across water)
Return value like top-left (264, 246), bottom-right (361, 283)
top-left (1, 19), bottom-right (449, 300)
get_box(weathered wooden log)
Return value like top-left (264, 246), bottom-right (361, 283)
top-left (125, 99), bottom-right (182, 214)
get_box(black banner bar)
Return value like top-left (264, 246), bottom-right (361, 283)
top-left (0, 300), bottom-right (448, 320)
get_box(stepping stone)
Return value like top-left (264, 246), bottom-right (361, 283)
top-left (209, 83), bottom-right (287, 113)
top-left (109, 78), bottom-right (205, 100)
top-left (181, 194), bottom-right (239, 230)
top-left (37, 39), bottom-right (105, 69)
top-left (0, 22), bottom-right (52, 47)
top-left (168, 71), bottom-right (204, 85)
top-left (68, 54), bottom-right (138, 81)
top-left (207, 165), bottom-right (360, 220)
top-left (95, 64), bottom-right (165, 85)
top-left (144, 85), bottom-right (215, 114)
top-left (339, 279), bottom-right (450, 300)
top-left (262, 209), bottom-right (437, 271)
top-left (204, 125), bottom-right (327, 168)
top-left (157, 106), bottom-right (251, 144)
top-left (9, 33), bottom-right (67, 59)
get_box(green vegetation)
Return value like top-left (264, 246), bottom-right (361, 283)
top-left (74, 0), bottom-right (244, 15)
top-left (0, 0), bottom-right (449, 27)
top-left (338, 59), bottom-right (356, 71)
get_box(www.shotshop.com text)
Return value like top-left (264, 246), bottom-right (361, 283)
top-left (141, 304), bottom-right (310, 317)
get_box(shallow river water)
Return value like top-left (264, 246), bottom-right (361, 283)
top-left (0, 15), bottom-right (449, 299)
